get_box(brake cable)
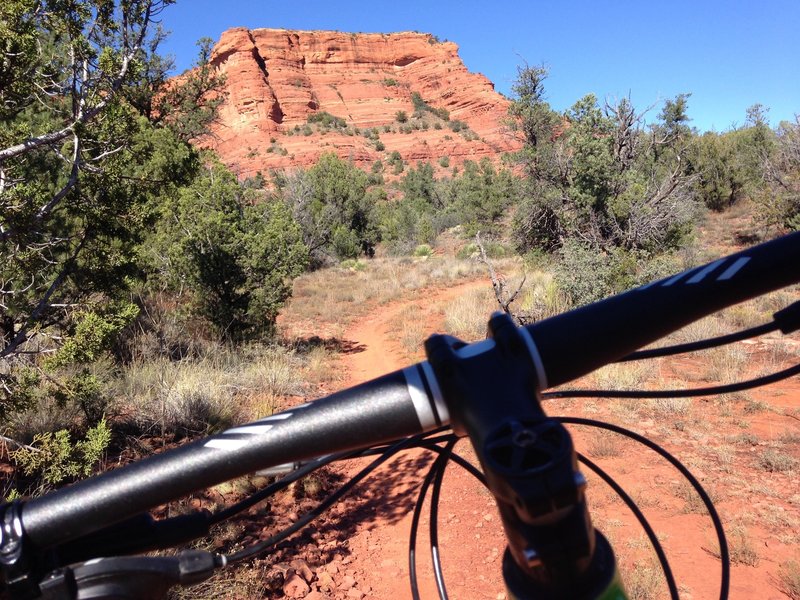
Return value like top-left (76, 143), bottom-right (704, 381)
top-left (560, 417), bottom-right (730, 600)
top-left (545, 362), bottom-right (800, 399)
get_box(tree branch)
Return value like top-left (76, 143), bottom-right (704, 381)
top-left (0, 235), bottom-right (87, 359)
top-left (0, 2), bottom-right (155, 165)
top-left (475, 232), bottom-right (530, 326)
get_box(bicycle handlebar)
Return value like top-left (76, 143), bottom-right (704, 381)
top-left (528, 231), bottom-right (800, 389)
top-left (3, 230), bottom-right (800, 598)
top-left (19, 368), bottom-right (447, 550)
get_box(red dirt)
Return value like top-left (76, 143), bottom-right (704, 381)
top-left (328, 280), bottom-right (507, 600)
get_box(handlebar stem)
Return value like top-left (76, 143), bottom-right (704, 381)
top-left (425, 312), bottom-right (617, 597)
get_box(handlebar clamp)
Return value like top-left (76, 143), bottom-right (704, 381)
top-left (1, 501), bottom-right (43, 599)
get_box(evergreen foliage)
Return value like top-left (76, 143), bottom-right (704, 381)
top-left (758, 116), bottom-right (800, 231)
top-left (279, 154), bottom-right (380, 263)
top-left (0, 1), bottom-right (309, 462)
top-left (508, 66), bottom-right (699, 256)
top-left (378, 159), bottom-right (519, 249)
top-left (0, 0), bottom-right (216, 416)
top-left (146, 158), bottom-right (308, 339)
top-left (11, 419), bottom-right (111, 494)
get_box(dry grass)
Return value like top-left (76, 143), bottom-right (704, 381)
top-left (702, 344), bottom-right (748, 382)
top-left (592, 361), bottom-right (658, 392)
top-left (778, 561), bottom-right (800, 600)
top-left (517, 270), bottom-right (571, 320)
top-left (283, 255), bottom-right (485, 328)
top-left (672, 480), bottom-right (718, 514)
top-left (757, 448), bottom-right (798, 473)
top-left (669, 315), bottom-right (727, 345)
top-left (587, 430), bottom-right (623, 458)
top-left (393, 305), bottom-right (429, 355)
top-left (644, 397), bottom-right (692, 418)
top-left (171, 558), bottom-right (273, 599)
top-left (443, 287), bottom-right (496, 341)
top-left (621, 556), bottom-right (665, 600)
top-left (301, 344), bottom-right (344, 387)
top-left (118, 344), bottom-right (306, 437)
top-left (708, 524), bottom-right (760, 567)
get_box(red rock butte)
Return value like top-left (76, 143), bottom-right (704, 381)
top-left (202, 27), bottom-right (522, 178)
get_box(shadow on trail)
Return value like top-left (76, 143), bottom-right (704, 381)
top-left (222, 447), bottom-right (440, 571)
top-left (289, 335), bottom-right (367, 356)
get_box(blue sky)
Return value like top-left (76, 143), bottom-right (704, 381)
top-left (158, 0), bottom-right (799, 133)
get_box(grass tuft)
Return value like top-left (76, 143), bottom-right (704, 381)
top-left (778, 561), bottom-right (800, 600)
top-left (757, 449), bottom-right (798, 473)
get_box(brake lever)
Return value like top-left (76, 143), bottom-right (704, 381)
top-left (37, 551), bottom-right (219, 600)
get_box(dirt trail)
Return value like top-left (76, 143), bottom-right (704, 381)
top-left (330, 279), bottom-right (509, 600)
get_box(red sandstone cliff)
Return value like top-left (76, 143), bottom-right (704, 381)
top-left (202, 28), bottom-right (521, 178)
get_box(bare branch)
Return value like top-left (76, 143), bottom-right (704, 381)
top-left (0, 435), bottom-right (42, 453)
top-left (475, 232), bottom-right (531, 326)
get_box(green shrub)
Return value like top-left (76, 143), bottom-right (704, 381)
top-left (46, 304), bottom-right (139, 369)
top-left (411, 92), bottom-right (428, 115)
top-left (340, 258), bottom-right (367, 271)
top-left (554, 240), bottom-right (679, 307)
top-left (456, 241), bottom-right (507, 260)
top-left (12, 419), bottom-right (111, 493)
top-left (307, 111), bottom-right (347, 129)
top-left (395, 110), bottom-right (408, 123)
top-left (448, 120), bottom-right (467, 132)
top-left (147, 159), bottom-right (308, 339)
top-left (413, 244), bottom-right (434, 258)
top-left (438, 156), bottom-right (450, 168)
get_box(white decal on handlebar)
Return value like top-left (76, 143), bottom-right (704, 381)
top-left (404, 365), bottom-right (438, 428)
top-left (717, 256), bottom-right (750, 280)
top-left (639, 254), bottom-right (751, 290)
top-left (454, 338), bottom-right (495, 358)
top-left (686, 259), bottom-right (726, 284)
top-left (661, 270), bottom-right (690, 287)
top-left (224, 424), bottom-right (275, 435)
top-left (203, 413), bottom-right (295, 449)
top-left (204, 438), bottom-right (248, 450)
top-left (421, 361), bottom-right (449, 424)
top-left (404, 363), bottom-right (449, 428)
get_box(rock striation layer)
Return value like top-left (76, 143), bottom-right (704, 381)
top-left (202, 28), bottom-right (521, 178)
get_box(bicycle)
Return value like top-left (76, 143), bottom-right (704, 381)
top-left (1, 230), bottom-right (799, 599)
